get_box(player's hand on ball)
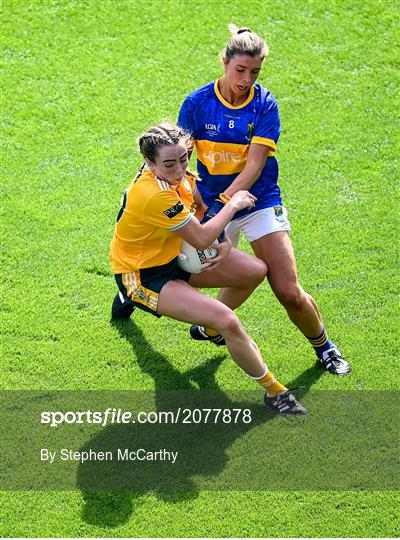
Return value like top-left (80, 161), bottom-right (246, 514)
top-left (202, 237), bottom-right (232, 271)
top-left (228, 190), bottom-right (257, 212)
top-left (177, 241), bottom-right (218, 273)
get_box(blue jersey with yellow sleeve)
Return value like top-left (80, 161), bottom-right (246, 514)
top-left (178, 80), bottom-right (282, 218)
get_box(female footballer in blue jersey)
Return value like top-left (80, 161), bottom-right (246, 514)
top-left (178, 24), bottom-right (351, 375)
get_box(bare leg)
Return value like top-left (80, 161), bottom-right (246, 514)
top-left (157, 279), bottom-right (266, 378)
top-left (155, 276), bottom-right (308, 410)
top-left (251, 232), bottom-right (323, 337)
top-left (189, 247), bottom-right (267, 310)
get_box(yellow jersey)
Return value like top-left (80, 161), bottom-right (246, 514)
top-left (110, 165), bottom-right (196, 274)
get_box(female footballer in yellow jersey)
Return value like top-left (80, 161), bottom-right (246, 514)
top-left (178, 25), bottom-right (351, 376)
top-left (110, 123), bottom-right (306, 414)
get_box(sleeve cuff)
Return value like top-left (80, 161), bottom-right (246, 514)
top-left (251, 136), bottom-right (277, 150)
top-left (168, 213), bottom-right (193, 231)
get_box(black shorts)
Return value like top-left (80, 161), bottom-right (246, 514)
top-left (115, 257), bottom-right (191, 317)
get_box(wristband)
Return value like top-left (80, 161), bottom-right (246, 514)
top-left (215, 192), bottom-right (231, 205)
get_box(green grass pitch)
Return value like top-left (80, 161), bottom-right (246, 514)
top-left (1, 0), bottom-right (399, 537)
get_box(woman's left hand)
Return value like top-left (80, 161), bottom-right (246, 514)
top-left (202, 237), bottom-right (232, 271)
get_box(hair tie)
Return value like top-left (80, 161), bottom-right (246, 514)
top-left (237, 27), bottom-right (251, 34)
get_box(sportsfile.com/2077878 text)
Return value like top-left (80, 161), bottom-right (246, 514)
top-left (40, 407), bottom-right (253, 428)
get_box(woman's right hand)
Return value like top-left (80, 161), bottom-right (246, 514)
top-left (227, 190), bottom-right (257, 212)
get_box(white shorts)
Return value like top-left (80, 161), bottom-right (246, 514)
top-left (225, 206), bottom-right (291, 246)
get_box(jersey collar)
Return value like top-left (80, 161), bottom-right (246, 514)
top-left (145, 164), bottom-right (182, 191)
top-left (214, 79), bottom-right (255, 109)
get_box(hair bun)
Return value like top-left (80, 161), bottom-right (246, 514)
top-left (237, 27), bottom-right (251, 34)
top-left (224, 25), bottom-right (268, 61)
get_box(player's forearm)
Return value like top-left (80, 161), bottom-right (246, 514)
top-left (197, 204), bottom-right (237, 248)
top-left (176, 206), bottom-right (236, 250)
top-left (224, 163), bottom-right (264, 198)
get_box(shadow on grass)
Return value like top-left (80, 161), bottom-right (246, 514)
top-left (79, 318), bottom-right (323, 528)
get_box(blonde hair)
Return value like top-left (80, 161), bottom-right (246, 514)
top-left (223, 23), bottom-right (269, 61)
top-left (138, 123), bottom-right (190, 162)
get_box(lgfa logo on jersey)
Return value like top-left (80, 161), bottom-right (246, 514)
top-left (204, 123), bottom-right (220, 137)
top-left (204, 123), bottom-right (220, 131)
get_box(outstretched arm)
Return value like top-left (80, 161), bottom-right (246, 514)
top-left (175, 191), bottom-right (256, 250)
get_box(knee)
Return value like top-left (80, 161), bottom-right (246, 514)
top-left (217, 310), bottom-right (243, 336)
top-left (275, 284), bottom-right (306, 310)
